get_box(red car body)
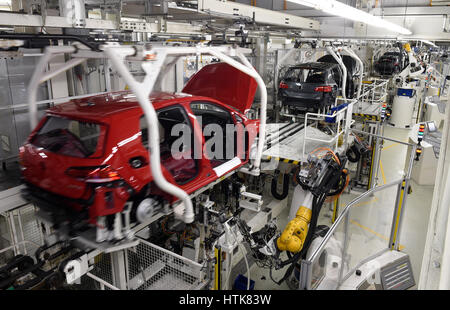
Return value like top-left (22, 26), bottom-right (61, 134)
top-left (20, 63), bottom-right (259, 228)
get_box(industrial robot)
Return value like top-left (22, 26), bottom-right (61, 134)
top-left (236, 148), bottom-right (349, 287)
top-left (394, 43), bottom-right (426, 88)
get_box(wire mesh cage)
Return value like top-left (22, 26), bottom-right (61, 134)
top-left (77, 239), bottom-right (207, 290)
top-left (77, 252), bottom-right (116, 290)
top-left (0, 215), bottom-right (14, 265)
top-left (0, 204), bottom-right (44, 264)
top-left (126, 239), bottom-right (205, 290)
top-left (16, 205), bottom-right (44, 255)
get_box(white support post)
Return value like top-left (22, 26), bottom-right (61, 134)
top-left (27, 46), bottom-right (83, 129)
top-left (419, 94), bottom-right (450, 289)
top-left (326, 46), bottom-right (347, 100)
top-left (343, 46), bottom-right (364, 99)
top-left (110, 250), bottom-right (128, 290)
top-left (104, 59), bottom-right (112, 92)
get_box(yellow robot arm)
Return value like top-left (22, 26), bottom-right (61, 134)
top-left (276, 206), bottom-right (312, 253)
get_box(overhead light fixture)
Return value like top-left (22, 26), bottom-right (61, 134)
top-left (286, 0), bottom-right (412, 35)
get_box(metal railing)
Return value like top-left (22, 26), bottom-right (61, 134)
top-left (302, 98), bottom-right (356, 161)
top-left (81, 238), bottom-right (207, 290)
top-left (354, 78), bottom-right (389, 116)
top-left (126, 239), bottom-right (206, 290)
top-left (358, 78), bottom-right (389, 104)
top-left (299, 131), bottom-right (417, 290)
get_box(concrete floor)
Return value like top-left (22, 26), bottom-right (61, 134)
top-left (250, 125), bottom-right (434, 290)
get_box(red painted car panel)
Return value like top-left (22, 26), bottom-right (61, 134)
top-left (182, 63), bottom-right (258, 114)
top-left (20, 67), bottom-right (259, 227)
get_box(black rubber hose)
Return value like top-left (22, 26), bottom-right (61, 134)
top-left (326, 170), bottom-right (348, 197)
top-left (271, 173), bottom-right (290, 200)
top-left (346, 144), bottom-right (361, 163)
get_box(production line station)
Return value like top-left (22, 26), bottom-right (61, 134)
top-left (0, 0), bottom-right (449, 291)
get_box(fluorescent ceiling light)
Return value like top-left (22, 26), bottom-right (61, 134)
top-left (286, 0), bottom-right (412, 35)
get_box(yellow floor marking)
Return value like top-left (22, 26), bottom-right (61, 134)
top-left (382, 143), bottom-right (400, 151)
top-left (350, 219), bottom-right (405, 251)
top-left (341, 196), bottom-right (378, 208)
top-left (379, 160), bottom-right (387, 185)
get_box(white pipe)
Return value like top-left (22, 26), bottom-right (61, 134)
top-left (166, 46), bottom-right (267, 170)
top-left (105, 47), bottom-right (196, 223)
top-left (326, 46), bottom-right (347, 100)
top-left (153, 56), bottom-right (181, 91)
top-left (343, 47), bottom-right (364, 99)
top-left (104, 59), bottom-right (111, 91)
top-left (28, 45), bottom-right (77, 129)
top-left (231, 228), bottom-right (250, 290)
top-left (240, 242), bottom-right (250, 290)
top-left (277, 48), bottom-right (298, 72)
top-left (235, 52), bottom-right (267, 171)
top-left (2, 91), bottom-right (109, 111)
top-left (40, 58), bottom-right (86, 84)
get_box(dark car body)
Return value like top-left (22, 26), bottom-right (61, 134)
top-left (374, 51), bottom-right (409, 76)
top-left (19, 63), bottom-right (259, 235)
top-left (278, 62), bottom-right (341, 112)
top-left (317, 54), bottom-right (358, 99)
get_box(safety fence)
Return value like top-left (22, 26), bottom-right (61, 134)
top-left (0, 204), bottom-right (44, 265)
top-left (299, 132), bottom-right (416, 290)
top-left (79, 238), bottom-right (207, 290)
top-left (358, 78), bottom-right (389, 106)
top-left (302, 98), bottom-right (356, 161)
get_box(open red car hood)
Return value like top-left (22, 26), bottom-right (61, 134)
top-left (182, 63), bottom-right (257, 114)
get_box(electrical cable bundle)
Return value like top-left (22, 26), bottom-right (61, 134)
top-left (270, 149), bottom-right (348, 286)
top-left (270, 192), bottom-right (327, 286)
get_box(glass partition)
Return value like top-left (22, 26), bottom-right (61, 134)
top-left (303, 179), bottom-right (404, 290)
top-left (340, 182), bottom-right (400, 282)
top-left (308, 217), bottom-right (346, 290)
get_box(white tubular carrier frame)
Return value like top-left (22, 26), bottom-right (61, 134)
top-left (27, 44), bottom-right (267, 224)
top-left (342, 46), bottom-right (364, 99)
top-left (326, 46), bottom-right (347, 100)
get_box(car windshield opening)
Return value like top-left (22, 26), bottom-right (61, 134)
top-left (31, 116), bottom-right (103, 158)
top-left (285, 67), bottom-right (326, 83)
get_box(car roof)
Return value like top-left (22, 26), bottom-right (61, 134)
top-left (47, 91), bottom-right (194, 120)
top-left (288, 62), bottom-right (337, 70)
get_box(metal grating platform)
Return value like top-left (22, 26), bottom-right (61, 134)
top-left (126, 239), bottom-right (206, 290)
top-left (380, 255), bottom-right (415, 290)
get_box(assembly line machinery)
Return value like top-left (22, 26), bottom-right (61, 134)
top-left (0, 34), bottom-right (427, 291)
top-left (0, 0), bottom-right (446, 292)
